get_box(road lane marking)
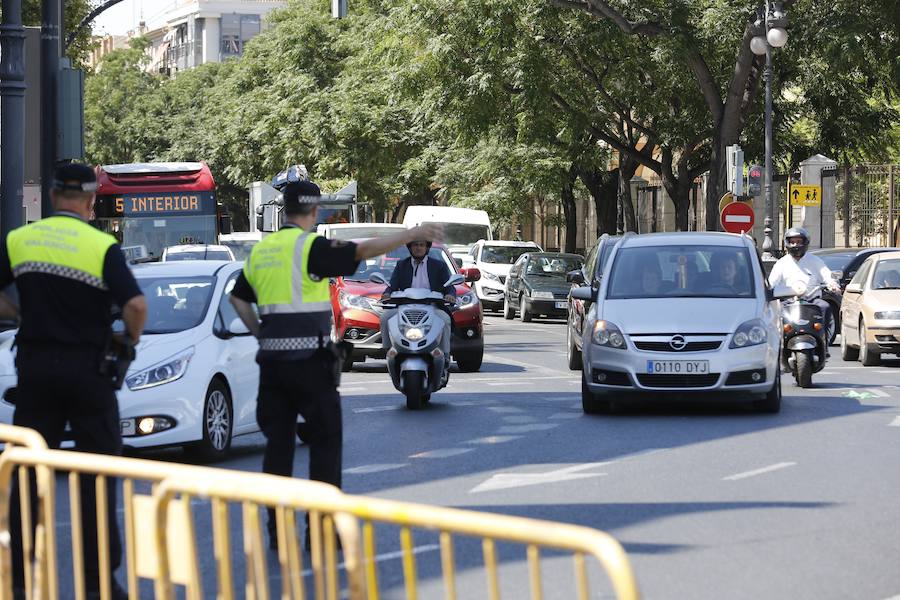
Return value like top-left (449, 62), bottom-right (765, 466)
top-left (344, 463), bottom-right (409, 475)
top-left (483, 352), bottom-right (568, 374)
top-left (497, 424), bottom-right (559, 434)
top-left (722, 462), bottom-right (797, 481)
top-left (486, 381), bottom-right (531, 386)
top-left (867, 388), bottom-right (891, 398)
top-left (354, 405), bottom-right (402, 413)
top-left (471, 462), bottom-right (612, 493)
top-left (409, 448), bottom-right (474, 459)
top-left (889, 416), bottom-right (900, 427)
top-left (296, 544), bottom-right (441, 579)
top-left (464, 435), bottom-right (524, 444)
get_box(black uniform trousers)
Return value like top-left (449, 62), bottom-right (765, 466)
top-left (256, 353), bottom-right (342, 534)
top-left (10, 344), bottom-right (123, 592)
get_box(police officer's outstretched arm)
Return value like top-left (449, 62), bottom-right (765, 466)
top-left (355, 223), bottom-right (444, 261)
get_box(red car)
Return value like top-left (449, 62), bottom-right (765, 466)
top-left (330, 242), bottom-right (484, 372)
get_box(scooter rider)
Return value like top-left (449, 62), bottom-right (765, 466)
top-left (380, 239), bottom-right (456, 369)
top-left (768, 227), bottom-right (840, 320)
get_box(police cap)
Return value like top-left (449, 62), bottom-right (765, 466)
top-left (52, 162), bottom-right (97, 193)
top-left (282, 180), bottom-right (321, 205)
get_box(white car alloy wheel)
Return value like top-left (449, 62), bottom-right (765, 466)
top-left (193, 378), bottom-right (233, 461)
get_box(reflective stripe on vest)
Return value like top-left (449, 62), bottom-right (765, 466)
top-left (244, 229), bottom-right (331, 314)
top-left (7, 216), bottom-right (116, 290)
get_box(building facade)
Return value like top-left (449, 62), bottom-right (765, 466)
top-left (132, 0), bottom-right (286, 75)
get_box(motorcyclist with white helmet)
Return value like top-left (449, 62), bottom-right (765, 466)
top-left (768, 227), bottom-right (840, 323)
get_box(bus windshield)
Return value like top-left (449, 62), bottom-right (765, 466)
top-left (92, 162), bottom-right (219, 259)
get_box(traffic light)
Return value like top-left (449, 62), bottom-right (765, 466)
top-left (747, 164), bottom-right (763, 198)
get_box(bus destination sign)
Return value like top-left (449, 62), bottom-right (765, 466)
top-left (105, 191), bottom-right (216, 217)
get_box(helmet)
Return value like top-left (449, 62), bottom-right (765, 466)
top-left (406, 240), bottom-right (433, 252)
top-left (783, 227), bottom-right (810, 259)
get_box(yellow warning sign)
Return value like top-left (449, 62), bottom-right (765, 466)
top-left (789, 184), bottom-right (822, 207)
top-left (718, 192), bottom-right (734, 214)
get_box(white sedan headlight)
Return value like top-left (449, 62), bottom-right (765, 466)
top-left (126, 347), bottom-right (194, 391)
top-left (592, 321), bottom-right (626, 349)
top-left (729, 319), bottom-right (768, 348)
top-left (531, 291), bottom-right (554, 300)
top-left (482, 271), bottom-right (502, 283)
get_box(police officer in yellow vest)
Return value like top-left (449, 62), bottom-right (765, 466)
top-left (0, 163), bottom-right (147, 600)
top-left (229, 180), bottom-right (441, 549)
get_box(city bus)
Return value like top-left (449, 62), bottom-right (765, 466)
top-left (92, 162), bottom-right (231, 259)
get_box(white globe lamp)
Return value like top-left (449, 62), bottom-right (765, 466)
top-left (750, 36), bottom-right (768, 56)
top-left (767, 27), bottom-right (788, 48)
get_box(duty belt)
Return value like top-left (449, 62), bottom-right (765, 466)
top-left (258, 336), bottom-right (322, 352)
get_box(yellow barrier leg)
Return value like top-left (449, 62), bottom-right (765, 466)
top-left (439, 532), bottom-right (456, 600)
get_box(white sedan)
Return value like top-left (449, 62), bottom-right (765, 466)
top-left (0, 261), bottom-right (260, 461)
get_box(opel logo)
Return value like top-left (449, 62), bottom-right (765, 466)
top-left (669, 335), bottom-right (687, 351)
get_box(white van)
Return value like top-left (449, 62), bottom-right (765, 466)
top-left (316, 222), bottom-right (407, 240)
top-left (219, 231), bottom-right (263, 261)
top-left (402, 206), bottom-right (493, 260)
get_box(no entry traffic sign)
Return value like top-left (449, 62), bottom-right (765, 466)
top-left (720, 200), bottom-right (755, 234)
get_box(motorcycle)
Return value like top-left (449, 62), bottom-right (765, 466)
top-left (371, 272), bottom-right (464, 409)
top-left (781, 284), bottom-right (828, 388)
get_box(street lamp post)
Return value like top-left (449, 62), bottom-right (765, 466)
top-left (751, 1), bottom-right (788, 262)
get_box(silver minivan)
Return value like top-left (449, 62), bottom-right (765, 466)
top-left (574, 232), bottom-right (785, 414)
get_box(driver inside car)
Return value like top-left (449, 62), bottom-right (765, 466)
top-left (380, 239), bottom-right (456, 375)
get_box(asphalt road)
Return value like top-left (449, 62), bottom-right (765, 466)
top-left (49, 314), bottom-right (900, 598)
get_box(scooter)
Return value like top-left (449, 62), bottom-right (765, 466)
top-left (371, 272), bottom-right (464, 409)
top-left (781, 284), bottom-right (828, 388)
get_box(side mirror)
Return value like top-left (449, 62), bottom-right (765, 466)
top-left (566, 270), bottom-right (585, 285)
top-left (445, 273), bottom-right (465, 287)
top-left (570, 287), bottom-right (593, 302)
top-left (369, 272), bottom-right (388, 285)
top-left (227, 317), bottom-right (250, 336)
top-left (845, 283), bottom-right (863, 294)
top-left (460, 267), bottom-right (481, 283)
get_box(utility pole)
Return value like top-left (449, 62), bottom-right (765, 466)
top-left (1, 0), bottom-right (27, 237)
top-left (40, 0), bottom-right (63, 217)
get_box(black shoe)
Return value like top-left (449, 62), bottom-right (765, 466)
top-left (87, 580), bottom-right (128, 600)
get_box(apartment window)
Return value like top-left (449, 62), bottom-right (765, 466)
top-left (221, 14), bottom-right (261, 58)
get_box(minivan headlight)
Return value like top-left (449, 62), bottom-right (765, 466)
top-left (126, 347), bottom-right (194, 391)
top-left (592, 321), bottom-right (626, 349)
top-left (730, 319), bottom-right (767, 348)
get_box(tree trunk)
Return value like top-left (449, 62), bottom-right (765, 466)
top-left (705, 135), bottom-right (726, 231)
top-left (561, 168), bottom-right (578, 253)
top-left (618, 155), bottom-right (639, 232)
top-left (661, 172), bottom-right (693, 231)
top-left (578, 168), bottom-right (618, 236)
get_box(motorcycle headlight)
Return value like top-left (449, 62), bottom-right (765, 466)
top-left (531, 291), bottom-right (554, 300)
top-left (400, 324), bottom-right (431, 341)
top-left (456, 291), bottom-right (477, 309)
top-left (592, 321), bottom-right (626, 349)
top-left (126, 347), bottom-right (194, 391)
top-left (874, 311), bottom-right (900, 320)
top-left (730, 319), bottom-right (768, 348)
top-left (339, 290), bottom-right (378, 312)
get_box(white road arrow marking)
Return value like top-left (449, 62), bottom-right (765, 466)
top-left (888, 416), bottom-right (900, 427)
top-left (722, 462), bottom-right (796, 481)
top-left (470, 462), bottom-right (611, 493)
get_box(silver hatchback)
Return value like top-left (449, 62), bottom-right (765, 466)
top-left (573, 232), bottom-right (784, 414)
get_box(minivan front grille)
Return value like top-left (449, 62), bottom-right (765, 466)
top-left (633, 341), bottom-right (721, 352)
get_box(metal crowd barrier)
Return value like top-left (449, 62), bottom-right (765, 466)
top-left (0, 424), bottom-right (640, 600)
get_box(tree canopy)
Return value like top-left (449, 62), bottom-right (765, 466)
top-left (83, 0), bottom-right (899, 244)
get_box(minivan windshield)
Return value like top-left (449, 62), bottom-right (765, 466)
top-left (607, 245), bottom-right (755, 299)
top-left (329, 226), bottom-right (406, 241)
